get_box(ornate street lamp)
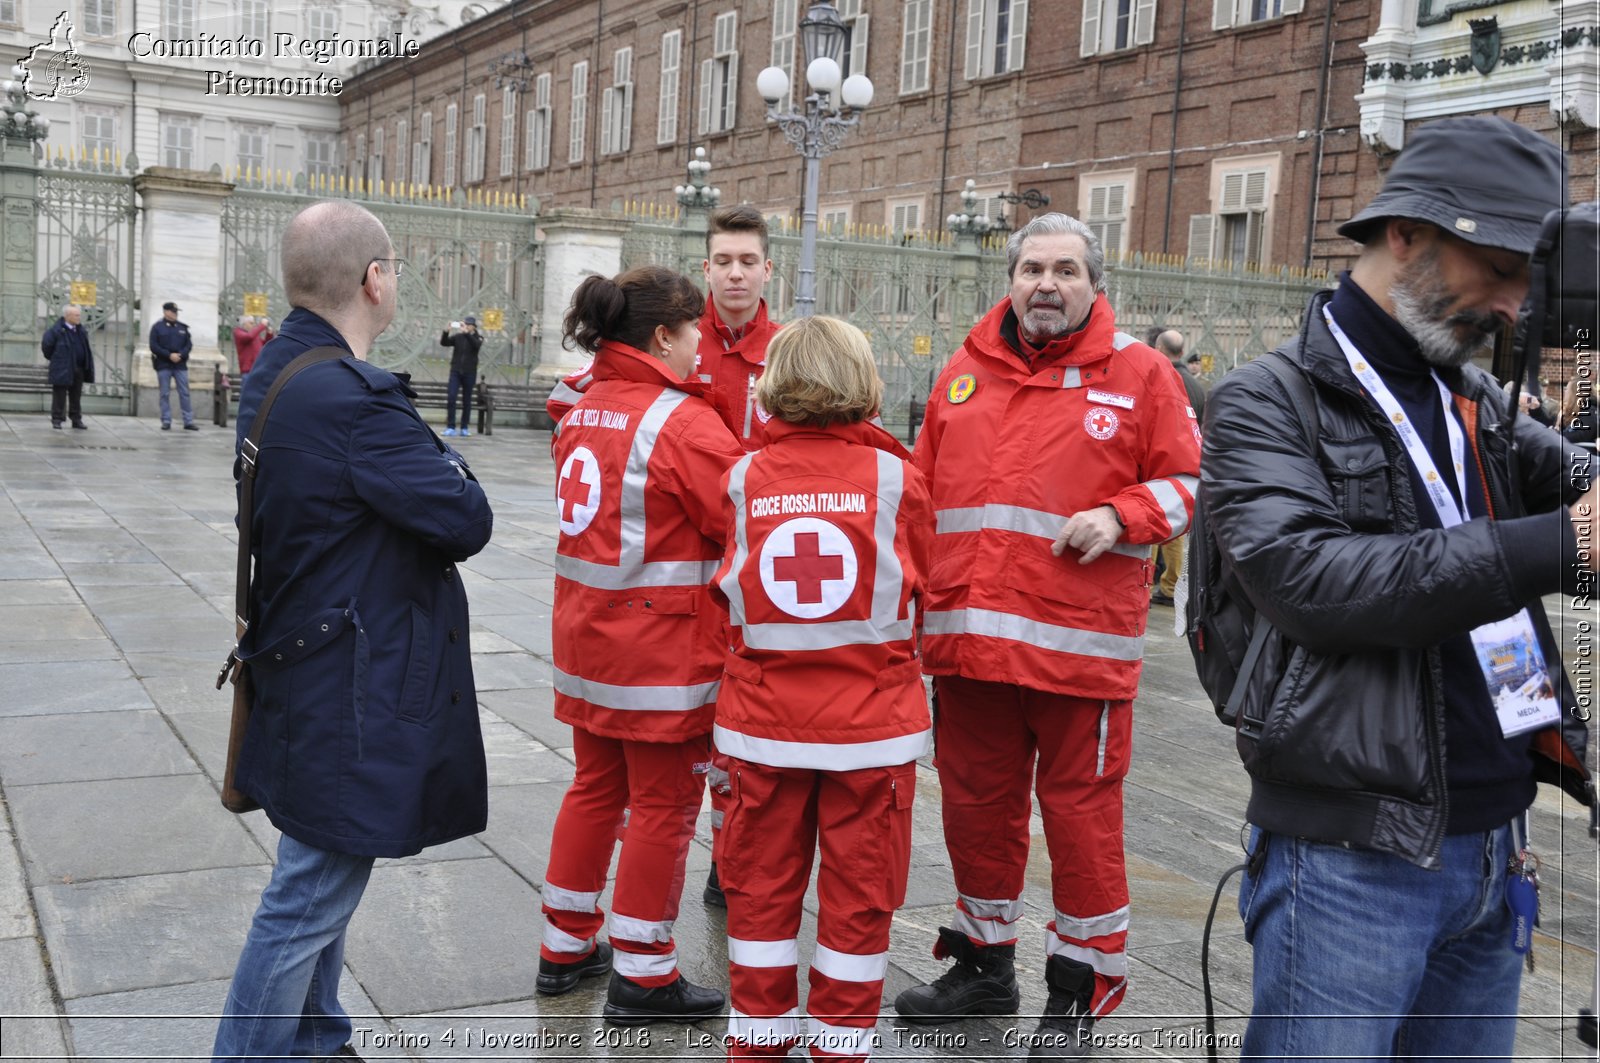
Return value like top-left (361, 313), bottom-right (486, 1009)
top-left (757, 1), bottom-right (873, 318)
top-left (0, 64), bottom-right (51, 144)
top-left (674, 146), bottom-right (722, 210)
top-left (946, 179), bottom-right (1000, 238)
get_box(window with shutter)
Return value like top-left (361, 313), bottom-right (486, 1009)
top-left (839, 0), bottom-right (869, 79)
top-left (570, 61), bottom-right (588, 163)
top-left (527, 74), bottom-right (551, 170)
top-left (967, 0), bottom-right (1029, 77)
top-left (701, 12), bottom-right (739, 134)
top-left (1188, 214), bottom-right (1218, 261)
top-left (370, 126), bottom-right (384, 184)
top-left (659, 30), bottom-right (682, 144)
top-left (396, 118), bottom-right (408, 183)
top-left (1216, 0), bottom-right (1302, 28)
top-left (443, 103), bottom-right (457, 186)
top-left (901, 0), bottom-right (932, 93)
top-left (1083, 175), bottom-right (1132, 256)
top-left (1084, 0), bottom-right (1153, 55)
top-left (416, 112), bottom-right (432, 183)
top-left (1214, 164), bottom-right (1272, 264)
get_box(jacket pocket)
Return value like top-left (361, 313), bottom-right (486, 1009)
top-left (396, 603), bottom-right (432, 724)
top-left (1321, 439), bottom-right (1393, 532)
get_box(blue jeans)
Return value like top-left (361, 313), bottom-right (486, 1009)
top-left (213, 834), bottom-right (374, 1062)
top-left (1239, 823), bottom-right (1525, 1061)
top-left (447, 369), bottom-right (475, 430)
top-left (157, 364), bottom-right (193, 426)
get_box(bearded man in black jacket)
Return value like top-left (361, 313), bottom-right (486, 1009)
top-left (1202, 116), bottom-right (1594, 1060)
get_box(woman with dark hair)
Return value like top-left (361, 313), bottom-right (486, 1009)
top-left (536, 266), bottom-right (744, 1026)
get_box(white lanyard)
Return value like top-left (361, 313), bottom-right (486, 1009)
top-left (1324, 306), bottom-right (1472, 527)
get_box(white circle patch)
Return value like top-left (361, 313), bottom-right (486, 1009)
top-left (1084, 406), bottom-right (1120, 441)
top-left (758, 517), bottom-right (858, 619)
top-left (557, 446), bottom-right (602, 535)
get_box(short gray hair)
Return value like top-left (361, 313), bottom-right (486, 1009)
top-left (1005, 213), bottom-right (1106, 292)
top-left (281, 200), bottom-right (392, 315)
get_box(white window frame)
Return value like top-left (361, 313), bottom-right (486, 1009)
top-left (466, 92), bottom-right (486, 182)
top-left (395, 117), bottom-right (409, 183)
top-left (1190, 155), bottom-right (1279, 265)
top-left (965, 0), bottom-right (1028, 79)
top-left (1081, 0), bottom-right (1156, 56)
top-left (526, 73), bottom-right (552, 169)
top-left (658, 30), bottom-right (682, 144)
top-left (237, 122), bottom-right (269, 176)
top-left (370, 126), bottom-right (384, 184)
top-left (84, 0), bottom-right (117, 37)
top-left (164, 0), bottom-right (194, 37)
top-left (353, 133), bottom-right (365, 181)
top-left (238, 0), bottom-right (268, 41)
top-left (840, 0), bottom-right (869, 79)
top-left (0, 0), bottom-right (17, 25)
top-left (305, 131), bottom-right (336, 179)
top-left (1213, 0), bottom-right (1303, 29)
top-left (80, 107), bottom-right (117, 160)
top-left (888, 196), bottom-right (924, 233)
top-left (499, 86), bottom-right (517, 177)
top-left (569, 60), bottom-right (589, 164)
top-left (821, 204), bottom-right (852, 232)
top-left (415, 112), bottom-right (432, 184)
top-left (306, 4), bottom-right (338, 40)
top-left (699, 11), bottom-right (739, 136)
top-left (159, 114), bottom-right (195, 169)
top-left (1079, 172), bottom-right (1134, 257)
top-left (771, 0), bottom-right (797, 107)
top-left (900, 0), bottom-right (932, 94)
top-left (443, 102), bottom-right (458, 186)
top-left (600, 47), bottom-right (633, 155)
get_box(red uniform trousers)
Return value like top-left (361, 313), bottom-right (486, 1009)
top-left (721, 759), bottom-right (916, 1062)
top-left (540, 728), bottom-right (708, 987)
top-left (934, 675), bottom-right (1132, 1017)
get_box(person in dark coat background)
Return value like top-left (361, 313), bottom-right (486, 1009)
top-left (149, 300), bottom-right (196, 429)
top-left (213, 200), bottom-right (495, 1063)
top-left (439, 315), bottom-right (483, 437)
top-left (41, 303), bottom-right (95, 430)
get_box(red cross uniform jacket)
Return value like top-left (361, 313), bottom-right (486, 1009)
top-left (546, 298), bottom-right (783, 451)
top-left (710, 419), bottom-right (935, 769)
top-left (551, 340), bottom-right (746, 743)
top-left (912, 293), bottom-right (1201, 700)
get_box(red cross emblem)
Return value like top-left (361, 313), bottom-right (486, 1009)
top-left (1084, 405), bottom-right (1120, 440)
top-left (758, 517), bottom-right (859, 619)
top-left (556, 446), bottom-right (602, 534)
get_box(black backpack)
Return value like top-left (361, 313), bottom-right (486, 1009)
top-left (1185, 350), bottom-right (1319, 727)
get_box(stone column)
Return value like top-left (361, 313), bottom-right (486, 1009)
top-left (132, 167), bottom-right (233, 413)
top-left (1355, 0), bottom-right (1415, 155)
top-left (0, 138), bottom-right (39, 366)
top-left (1548, 0), bottom-right (1600, 130)
top-left (535, 208), bottom-right (631, 371)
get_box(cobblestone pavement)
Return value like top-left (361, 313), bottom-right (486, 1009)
top-left (0, 411), bottom-right (1594, 1061)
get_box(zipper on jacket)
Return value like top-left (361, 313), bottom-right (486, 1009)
top-left (743, 371), bottom-right (756, 439)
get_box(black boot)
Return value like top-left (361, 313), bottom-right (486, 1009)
top-left (702, 862), bottom-right (727, 907)
top-left (893, 926), bottom-right (1019, 1024)
top-left (1027, 954), bottom-right (1096, 1059)
top-left (536, 941), bottom-right (613, 996)
top-left (603, 971), bottom-right (725, 1026)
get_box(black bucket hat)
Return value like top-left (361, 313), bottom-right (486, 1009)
top-left (1338, 116), bottom-right (1566, 255)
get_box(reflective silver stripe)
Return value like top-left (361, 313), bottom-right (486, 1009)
top-left (728, 936), bottom-right (798, 968)
top-left (555, 553), bottom-right (717, 589)
top-left (553, 667), bottom-right (720, 711)
top-left (811, 944), bottom-right (889, 983)
top-left (1060, 365), bottom-right (1082, 388)
top-left (1108, 540), bottom-right (1150, 559)
top-left (619, 390), bottom-right (690, 563)
top-left (923, 608), bottom-right (1144, 661)
top-left (1146, 474), bottom-right (1197, 538)
top-left (542, 883), bottom-right (601, 913)
top-left (714, 723), bottom-right (930, 772)
top-left (733, 449), bottom-right (914, 653)
top-left (951, 902), bottom-right (1021, 945)
top-left (1095, 701), bottom-right (1109, 778)
top-left (727, 1008), bottom-right (802, 1046)
top-left (548, 379), bottom-right (585, 408)
top-left (541, 923), bottom-right (594, 955)
top-left (1045, 933), bottom-right (1128, 979)
top-left (808, 1018), bottom-right (874, 1055)
top-left (611, 913), bottom-right (673, 944)
top-left (611, 947), bottom-right (677, 979)
top-left (1112, 331), bottom-right (1138, 350)
top-left (959, 893), bottom-right (1024, 922)
top-left (1054, 905), bottom-right (1129, 940)
top-left (718, 453), bottom-right (758, 626)
top-left (937, 503), bottom-right (1062, 540)
top-left (742, 371), bottom-right (756, 439)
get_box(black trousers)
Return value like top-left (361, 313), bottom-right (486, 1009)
top-left (51, 378), bottom-right (83, 425)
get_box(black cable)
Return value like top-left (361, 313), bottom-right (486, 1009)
top-left (1201, 860), bottom-right (1248, 1063)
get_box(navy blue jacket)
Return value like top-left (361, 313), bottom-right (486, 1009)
top-left (149, 317), bottom-right (192, 371)
top-left (41, 318), bottom-right (95, 386)
top-left (234, 309), bottom-right (495, 857)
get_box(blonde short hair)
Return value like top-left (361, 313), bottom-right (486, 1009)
top-left (756, 316), bottom-right (882, 428)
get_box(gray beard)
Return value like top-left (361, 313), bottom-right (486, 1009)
top-left (1389, 276), bottom-right (1498, 370)
top-left (1021, 308), bottom-right (1071, 345)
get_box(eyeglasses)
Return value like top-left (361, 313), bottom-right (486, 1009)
top-left (361, 257), bottom-right (405, 284)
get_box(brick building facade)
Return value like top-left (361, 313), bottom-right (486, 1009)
top-left (337, 0), bottom-right (1596, 275)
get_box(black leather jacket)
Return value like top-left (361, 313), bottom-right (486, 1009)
top-left (1203, 291), bottom-right (1593, 869)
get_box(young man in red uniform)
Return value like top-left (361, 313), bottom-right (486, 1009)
top-left (546, 205), bottom-right (784, 905)
top-left (896, 213), bottom-right (1200, 1058)
top-left (711, 316), bottom-right (933, 1061)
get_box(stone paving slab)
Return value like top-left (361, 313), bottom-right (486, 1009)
top-left (0, 603), bottom-right (103, 643)
top-left (0, 935), bottom-right (69, 1061)
top-left (0, 822), bottom-right (32, 942)
top-left (0, 659), bottom-right (153, 718)
top-left (0, 635), bottom-right (123, 666)
top-left (0, 709), bottom-right (198, 786)
top-left (0, 579), bottom-right (79, 606)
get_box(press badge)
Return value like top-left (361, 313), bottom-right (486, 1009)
top-left (1471, 612), bottom-right (1561, 737)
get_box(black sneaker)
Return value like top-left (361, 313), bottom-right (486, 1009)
top-left (536, 941), bottom-right (612, 996)
top-left (161, 423), bottom-right (171, 430)
top-left (183, 423), bottom-right (199, 431)
top-left (1026, 954), bottom-right (1096, 1059)
top-left (319, 1046), bottom-right (365, 1062)
top-left (52, 421), bottom-right (62, 429)
top-left (894, 927), bottom-right (1019, 1024)
top-left (1149, 591), bottom-right (1175, 607)
top-left (602, 971), bottom-right (725, 1026)
top-left (702, 862), bottom-right (727, 908)
top-left (71, 421), bottom-right (87, 430)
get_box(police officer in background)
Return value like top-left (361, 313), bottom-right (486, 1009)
top-left (149, 300), bottom-right (196, 430)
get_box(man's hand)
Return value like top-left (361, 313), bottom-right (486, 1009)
top-left (1052, 505), bottom-right (1123, 565)
top-left (168, 352), bottom-right (180, 364)
top-left (1571, 480), bottom-right (1600, 571)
